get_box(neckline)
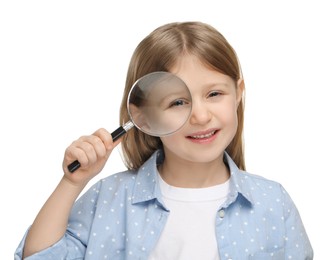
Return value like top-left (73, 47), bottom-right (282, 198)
top-left (158, 173), bottom-right (230, 202)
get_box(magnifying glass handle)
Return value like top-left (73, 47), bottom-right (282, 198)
top-left (67, 121), bottom-right (134, 173)
top-left (111, 121), bottom-right (134, 141)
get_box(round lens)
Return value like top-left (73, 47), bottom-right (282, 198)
top-left (127, 71), bottom-right (192, 136)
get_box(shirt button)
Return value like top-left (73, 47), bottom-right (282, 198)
top-left (219, 209), bottom-right (225, 218)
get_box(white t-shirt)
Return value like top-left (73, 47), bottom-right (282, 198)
top-left (149, 174), bottom-right (230, 260)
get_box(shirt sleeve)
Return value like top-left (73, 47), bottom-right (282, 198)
top-left (281, 185), bottom-right (314, 259)
top-left (14, 181), bottom-right (102, 260)
top-left (14, 231), bottom-right (85, 260)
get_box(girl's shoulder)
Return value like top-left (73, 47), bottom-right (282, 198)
top-left (239, 169), bottom-right (282, 187)
top-left (234, 169), bottom-right (290, 202)
top-left (99, 169), bottom-right (138, 190)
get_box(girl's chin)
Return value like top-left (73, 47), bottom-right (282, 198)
top-left (172, 149), bottom-right (226, 164)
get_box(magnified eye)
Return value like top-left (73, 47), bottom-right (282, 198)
top-left (169, 99), bottom-right (188, 108)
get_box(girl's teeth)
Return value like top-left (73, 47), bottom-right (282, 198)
top-left (191, 131), bottom-right (215, 139)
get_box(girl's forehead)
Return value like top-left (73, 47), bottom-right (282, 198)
top-left (169, 55), bottom-right (235, 92)
top-left (170, 54), bottom-right (206, 72)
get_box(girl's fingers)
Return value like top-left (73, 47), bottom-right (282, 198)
top-left (62, 128), bottom-right (122, 184)
top-left (64, 142), bottom-right (90, 168)
top-left (65, 128), bottom-right (115, 168)
top-left (92, 128), bottom-right (114, 150)
top-left (74, 141), bottom-right (98, 168)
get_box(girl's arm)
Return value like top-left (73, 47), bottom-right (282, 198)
top-left (23, 128), bottom-right (119, 258)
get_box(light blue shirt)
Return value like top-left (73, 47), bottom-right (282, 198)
top-left (15, 150), bottom-right (313, 259)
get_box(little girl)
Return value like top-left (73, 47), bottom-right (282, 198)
top-left (16, 21), bottom-right (313, 259)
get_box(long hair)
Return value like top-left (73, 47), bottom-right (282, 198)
top-left (119, 21), bottom-right (246, 171)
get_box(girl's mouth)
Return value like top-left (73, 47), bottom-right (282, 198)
top-left (186, 130), bottom-right (219, 142)
top-left (190, 130), bottom-right (217, 139)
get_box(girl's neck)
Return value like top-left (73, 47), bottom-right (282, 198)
top-left (158, 155), bottom-right (230, 188)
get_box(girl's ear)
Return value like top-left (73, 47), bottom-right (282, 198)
top-left (236, 79), bottom-right (245, 106)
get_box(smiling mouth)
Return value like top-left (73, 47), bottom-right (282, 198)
top-left (189, 130), bottom-right (217, 139)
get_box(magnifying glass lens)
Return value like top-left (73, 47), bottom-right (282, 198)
top-left (68, 71), bottom-right (192, 173)
top-left (128, 71), bottom-right (192, 136)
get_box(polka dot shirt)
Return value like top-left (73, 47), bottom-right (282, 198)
top-left (15, 150), bottom-right (313, 259)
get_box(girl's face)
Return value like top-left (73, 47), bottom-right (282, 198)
top-left (160, 54), bottom-right (243, 165)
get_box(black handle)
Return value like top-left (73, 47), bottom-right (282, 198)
top-left (111, 125), bottom-right (126, 142)
top-left (67, 126), bottom-right (126, 173)
top-left (67, 160), bottom-right (81, 173)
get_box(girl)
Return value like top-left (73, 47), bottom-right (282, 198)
top-left (15, 21), bottom-right (313, 259)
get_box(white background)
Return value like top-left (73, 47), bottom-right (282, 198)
top-left (1, 1), bottom-right (331, 259)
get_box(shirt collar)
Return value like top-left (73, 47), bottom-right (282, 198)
top-left (132, 150), bottom-right (254, 206)
top-left (224, 152), bottom-right (254, 206)
top-left (131, 150), bottom-right (164, 205)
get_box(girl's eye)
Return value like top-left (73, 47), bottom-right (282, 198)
top-left (208, 91), bottom-right (222, 98)
top-left (169, 99), bottom-right (186, 107)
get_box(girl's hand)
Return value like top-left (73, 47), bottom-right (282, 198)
top-left (62, 128), bottom-right (120, 186)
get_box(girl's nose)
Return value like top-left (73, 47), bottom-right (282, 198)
top-left (189, 100), bottom-right (212, 125)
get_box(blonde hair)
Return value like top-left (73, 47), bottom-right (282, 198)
top-left (119, 21), bottom-right (246, 171)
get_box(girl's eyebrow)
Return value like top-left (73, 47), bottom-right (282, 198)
top-left (203, 82), bottom-right (231, 89)
top-left (159, 90), bottom-right (190, 104)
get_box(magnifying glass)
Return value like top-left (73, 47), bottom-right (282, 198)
top-left (68, 71), bottom-right (192, 173)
